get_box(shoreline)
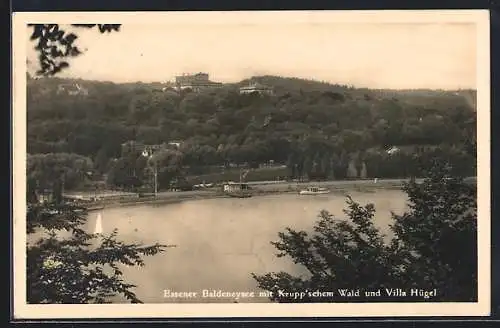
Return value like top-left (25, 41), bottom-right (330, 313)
top-left (84, 177), bottom-right (475, 211)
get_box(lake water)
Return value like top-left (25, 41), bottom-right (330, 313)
top-left (76, 190), bottom-right (409, 303)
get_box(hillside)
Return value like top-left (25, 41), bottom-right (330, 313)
top-left (239, 75), bottom-right (476, 106)
top-left (26, 74), bottom-right (476, 191)
top-left (28, 74), bottom-right (476, 104)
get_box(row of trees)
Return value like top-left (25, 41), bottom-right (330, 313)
top-left (26, 141), bottom-right (475, 193)
top-left (102, 143), bottom-right (477, 190)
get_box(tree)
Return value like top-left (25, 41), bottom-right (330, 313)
top-left (27, 201), bottom-right (170, 303)
top-left (106, 154), bottom-right (145, 190)
top-left (26, 22), bottom-right (169, 305)
top-left (27, 153), bottom-right (94, 191)
top-left (390, 160), bottom-right (477, 300)
top-left (359, 161), bottom-right (368, 179)
top-left (320, 154), bottom-right (331, 178)
top-left (28, 24), bottom-right (121, 76)
top-left (302, 156), bottom-right (313, 180)
top-left (346, 158), bottom-right (358, 179)
top-left (252, 160), bottom-right (477, 302)
top-left (94, 146), bottom-right (110, 174)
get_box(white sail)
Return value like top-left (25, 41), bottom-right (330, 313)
top-left (94, 213), bottom-right (103, 234)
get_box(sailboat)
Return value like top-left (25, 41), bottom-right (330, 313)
top-left (94, 212), bottom-right (103, 235)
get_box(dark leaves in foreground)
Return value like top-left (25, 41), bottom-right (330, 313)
top-left (28, 24), bottom-right (121, 76)
top-left (252, 160), bottom-right (477, 302)
top-left (27, 201), bottom-right (173, 304)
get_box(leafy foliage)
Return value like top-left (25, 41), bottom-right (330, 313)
top-left (252, 161), bottom-right (477, 302)
top-left (27, 74), bottom-right (476, 191)
top-left (390, 160), bottom-right (477, 300)
top-left (27, 153), bottom-right (94, 191)
top-left (28, 24), bottom-right (121, 76)
top-left (27, 201), bottom-right (171, 304)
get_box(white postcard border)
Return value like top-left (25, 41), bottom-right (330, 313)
top-left (12, 10), bottom-right (491, 319)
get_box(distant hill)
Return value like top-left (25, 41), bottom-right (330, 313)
top-left (235, 75), bottom-right (477, 112)
top-left (26, 73), bottom-right (477, 183)
top-left (238, 75), bottom-right (351, 94)
top-left (27, 74), bottom-right (477, 112)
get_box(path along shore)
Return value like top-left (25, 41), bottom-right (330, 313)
top-left (83, 177), bottom-right (477, 211)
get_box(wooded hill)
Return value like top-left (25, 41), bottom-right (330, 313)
top-left (26, 74), bottom-right (477, 191)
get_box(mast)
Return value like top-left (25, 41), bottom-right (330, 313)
top-left (154, 161), bottom-right (158, 197)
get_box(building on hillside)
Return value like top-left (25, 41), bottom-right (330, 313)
top-left (121, 140), bottom-right (183, 157)
top-left (161, 86), bottom-right (178, 93)
top-left (167, 141), bottom-right (182, 149)
top-left (160, 81), bottom-right (178, 92)
top-left (174, 72), bottom-right (223, 92)
top-left (121, 141), bottom-right (160, 157)
top-left (56, 83), bottom-right (89, 96)
top-left (239, 82), bottom-right (274, 95)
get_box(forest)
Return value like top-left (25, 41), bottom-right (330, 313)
top-left (26, 74), bottom-right (477, 192)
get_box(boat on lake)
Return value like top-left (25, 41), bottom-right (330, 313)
top-left (299, 186), bottom-right (330, 195)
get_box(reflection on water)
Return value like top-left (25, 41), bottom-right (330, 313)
top-left (80, 190), bottom-right (409, 303)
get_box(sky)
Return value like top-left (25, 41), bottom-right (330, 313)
top-left (25, 15), bottom-right (478, 90)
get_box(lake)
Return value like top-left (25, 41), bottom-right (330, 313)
top-left (78, 190), bottom-right (409, 303)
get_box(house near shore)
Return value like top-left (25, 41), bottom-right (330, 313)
top-left (223, 181), bottom-right (250, 193)
top-left (222, 182), bottom-right (252, 198)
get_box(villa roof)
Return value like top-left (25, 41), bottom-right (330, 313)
top-left (240, 82), bottom-right (272, 89)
